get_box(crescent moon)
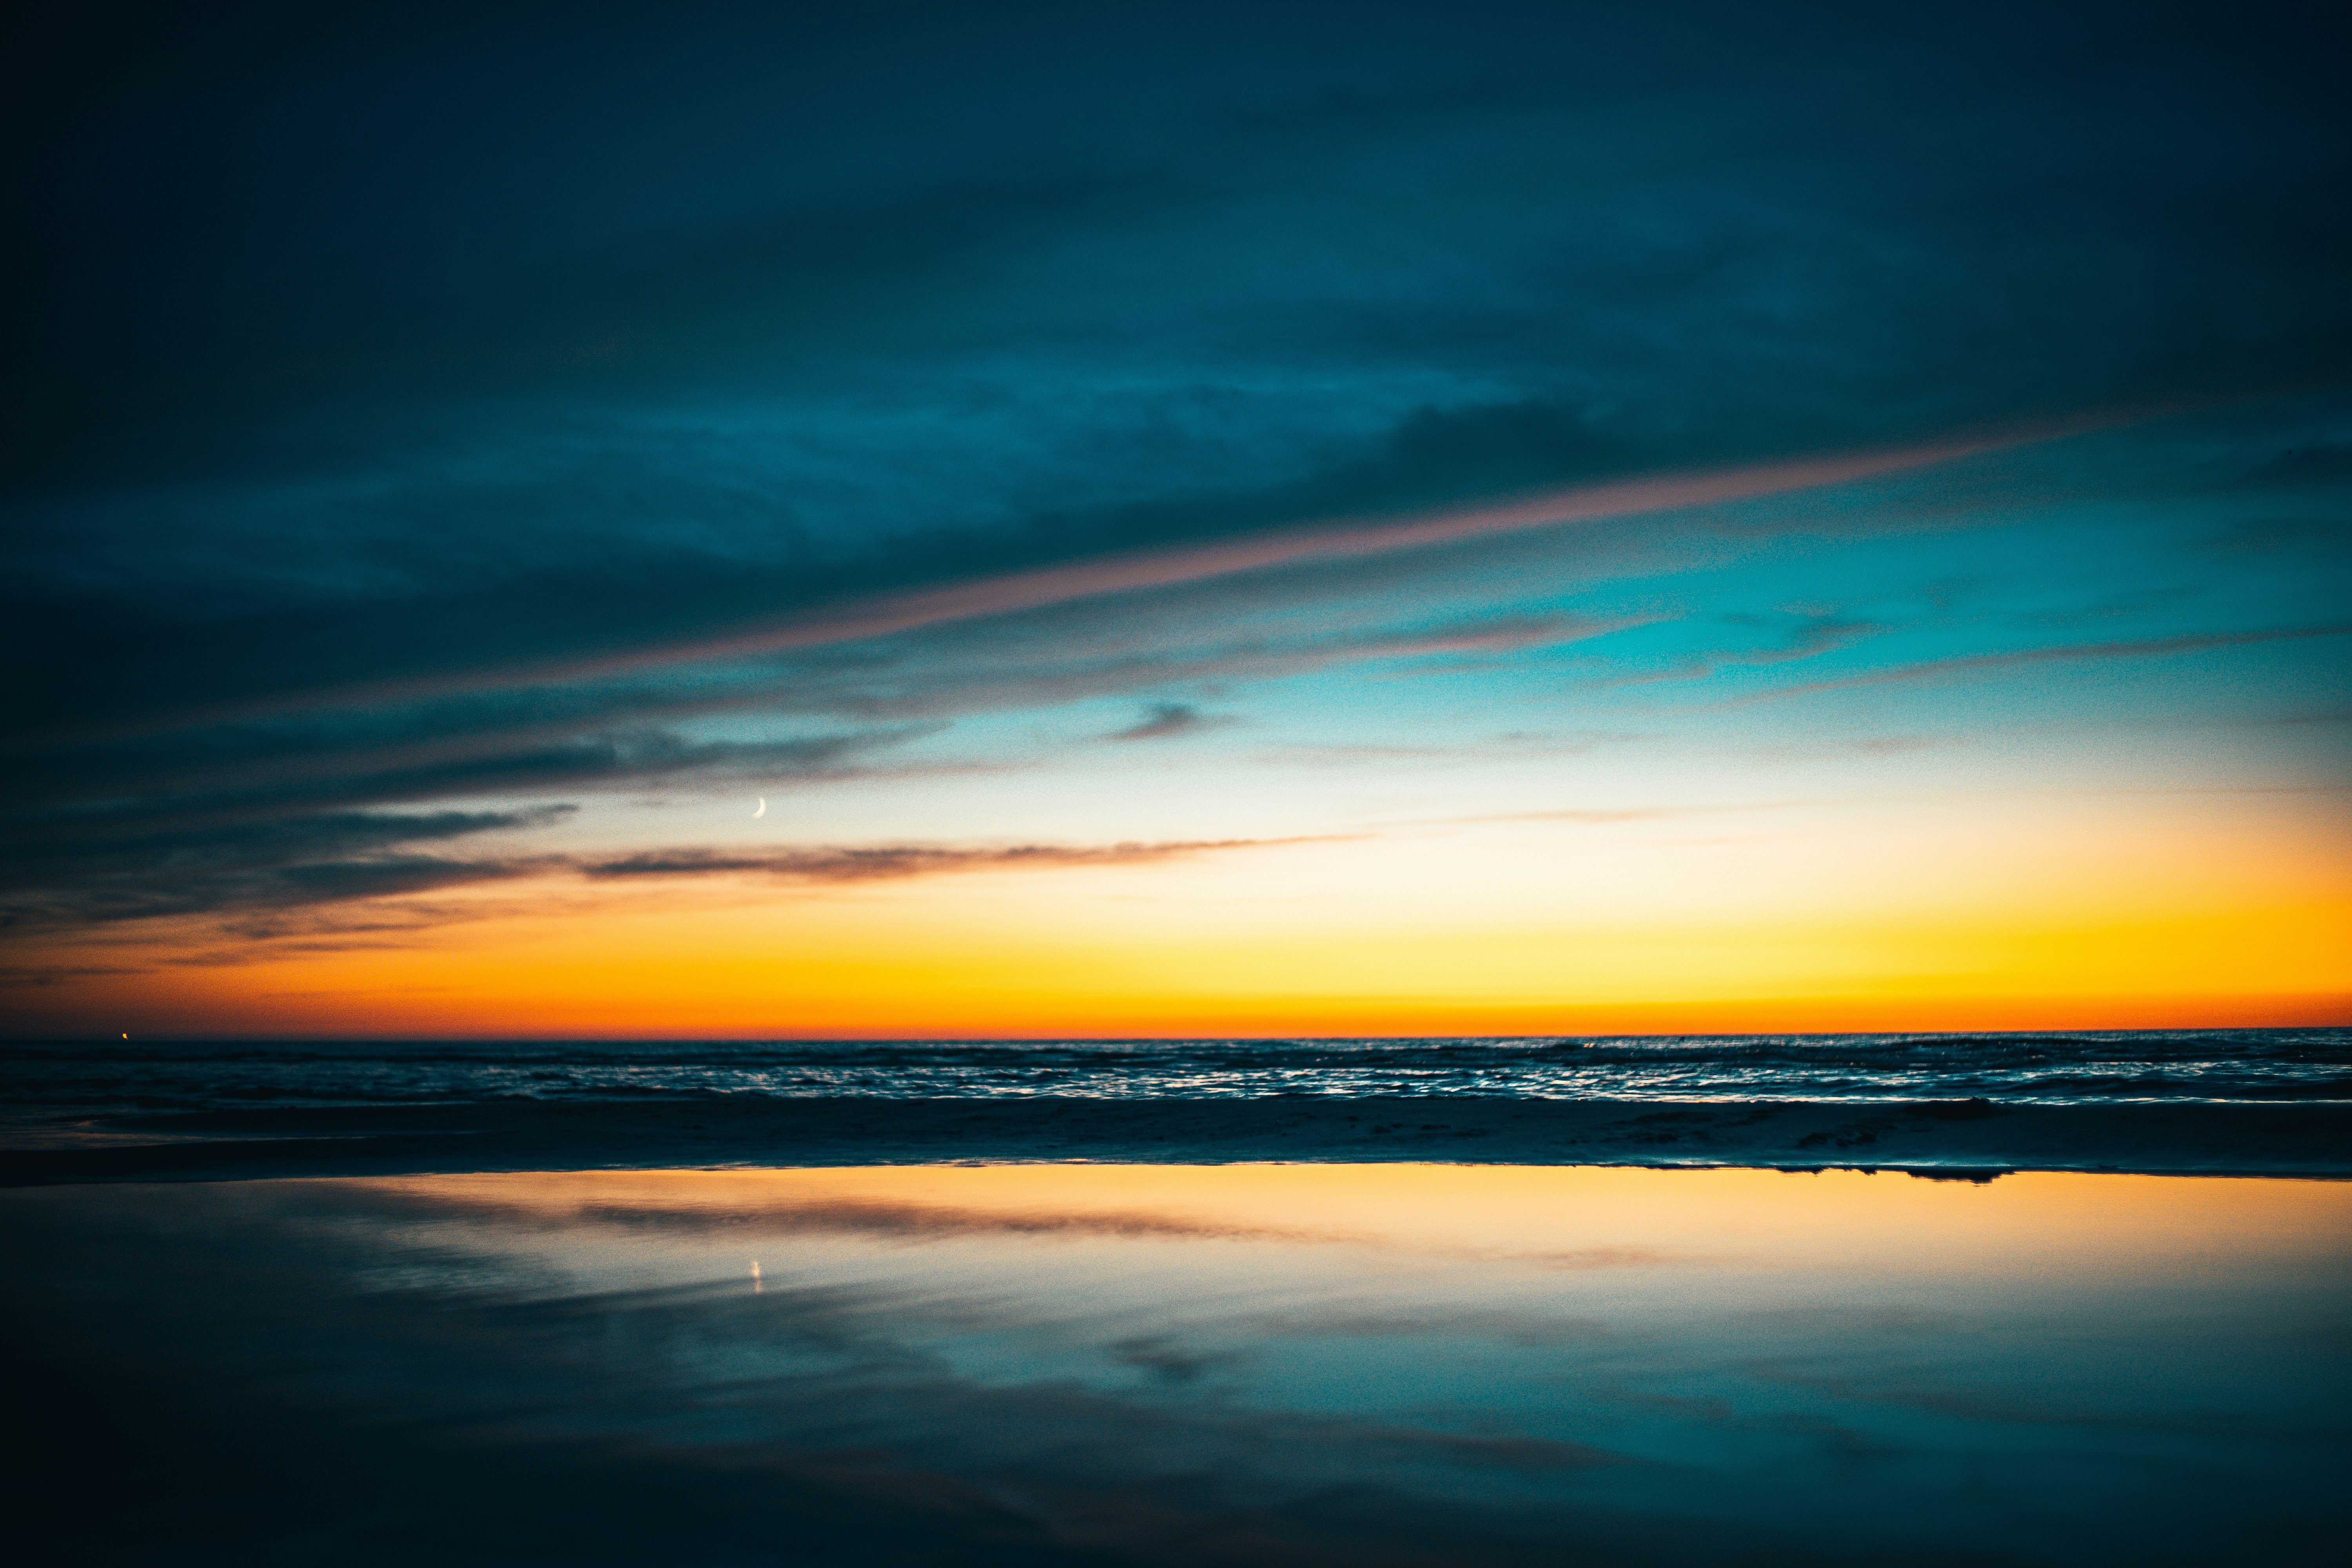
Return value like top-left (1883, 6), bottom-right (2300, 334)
top-left (752, 797), bottom-right (766, 818)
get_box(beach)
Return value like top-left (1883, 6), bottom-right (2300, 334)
top-left (8, 1034), bottom-right (2347, 1563)
top-left (7, 1160), bottom-right (2346, 1565)
top-left (10, 7), bottom-right (2346, 1560)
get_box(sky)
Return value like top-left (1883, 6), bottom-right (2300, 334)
top-left (3, 0), bottom-right (2347, 1038)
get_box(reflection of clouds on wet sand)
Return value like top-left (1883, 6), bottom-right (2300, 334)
top-left (5, 1166), bottom-right (2347, 1565)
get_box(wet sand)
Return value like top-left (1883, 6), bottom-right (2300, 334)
top-left (6, 1163), bottom-right (2346, 1566)
top-left (5, 1094), bottom-right (2348, 1185)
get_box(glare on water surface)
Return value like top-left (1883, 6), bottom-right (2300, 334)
top-left (13, 1163), bottom-right (2336, 1563)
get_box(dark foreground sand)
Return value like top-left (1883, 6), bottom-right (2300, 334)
top-left (5, 1096), bottom-right (2347, 1183)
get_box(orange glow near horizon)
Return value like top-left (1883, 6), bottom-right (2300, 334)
top-left (20, 789), bottom-right (2348, 1038)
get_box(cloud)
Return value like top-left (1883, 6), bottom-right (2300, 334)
top-left (0, 726), bottom-right (930, 900)
top-left (0, 807), bottom-right (575, 929)
top-left (1755, 615), bottom-right (1884, 663)
top-left (2201, 516), bottom-right (2352, 555)
top-left (1588, 612), bottom-right (1893, 689)
top-left (0, 593), bottom-right (1633, 945)
top-left (2249, 706), bottom-right (2352, 727)
top-left (1415, 798), bottom-right (1831, 829)
top-left (0, 605), bottom-right (1632, 870)
top-left (5, 0), bottom-right (2349, 994)
top-left (1741, 735), bottom-right (1958, 764)
top-left (583, 836), bottom-right (1333, 885)
top-left (539, 432), bottom-right (2022, 691)
top-left (780, 609), bottom-right (1648, 726)
top-left (0, 964), bottom-right (142, 989)
top-left (1, 826), bottom-right (1337, 940)
top-left (1727, 622), bottom-right (2352, 706)
top-left (1267, 729), bottom-right (1651, 768)
top-left (0, 430), bottom-right (2015, 759)
top-left (1103, 702), bottom-right (1231, 742)
top-left (2219, 444), bottom-right (2352, 491)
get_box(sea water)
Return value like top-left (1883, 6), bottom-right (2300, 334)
top-left (6, 1029), bottom-right (2348, 1143)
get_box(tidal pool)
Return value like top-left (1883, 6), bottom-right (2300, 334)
top-left (6, 1165), bottom-right (2345, 1564)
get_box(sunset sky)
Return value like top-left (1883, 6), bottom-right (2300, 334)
top-left (4, 1), bottom-right (2346, 1037)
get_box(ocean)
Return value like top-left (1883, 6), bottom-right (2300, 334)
top-left (9, 1027), bottom-right (2349, 1131)
top-left (9, 1026), bottom-right (2347, 1184)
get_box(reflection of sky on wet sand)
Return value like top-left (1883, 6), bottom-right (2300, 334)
top-left (7, 1166), bottom-right (2347, 1565)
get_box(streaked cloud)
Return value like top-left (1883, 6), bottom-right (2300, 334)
top-left (1728, 622), bottom-right (2352, 706)
top-left (3, 823), bottom-right (1338, 938)
top-left (4, 2), bottom-right (2346, 1031)
top-left (1103, 702), bottom-right (1231, 742)
top-left (582, 836), bottom-right (1334, 884)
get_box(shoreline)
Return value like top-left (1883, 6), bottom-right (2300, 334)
top-left (4, 1096), bottom-right (2348, 1185)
